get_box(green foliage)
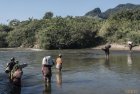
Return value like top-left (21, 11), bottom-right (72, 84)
top-left (1, 5), bottom-right (140, 49)
top-left (9, 19), bottom-right (20, 26)
top-left (0, 32), bottom-right (8, 47)
top-left (0, 24), bottom-right (13, 32)
top-left (127, 30), bottom-right (140, 44)
top-left (0, 24), bottom-right (12, 47)
top-left (43, 12), bottom-right (53, 19)
top-left (37, 16), bottom-right (102, 49)
top-left (85, 3), bottom-right (140, 19)
top-left (99, 8), bottom-right (140, 44)
top-left (6, 28), bottom-right (25, 47)
top-left (7, 20), bottom-right (42, 47)
top-left (110, 9), bottom-right (140, 21)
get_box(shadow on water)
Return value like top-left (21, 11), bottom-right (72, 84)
top-left (0, 73), bottom-right (21, 94)
top-left (0, 73), bottom-right (10, 94)
top-left (10, 84), bottom-right (21, 94)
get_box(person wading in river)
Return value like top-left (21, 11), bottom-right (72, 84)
top-left (10, 61), bottom-right (28, 86)
top-left (42, 56), bottom-right (54, 83)
top-left (102, 44), bottom-right (111, 59)
top-left (5, 57), bottom-right (16, 80)
top-left (11, 61), bottom-right (23, 86)
top-left (127, 41), bottom-right (138, 52)
top-left (56, 54), bottom-right (63, 72)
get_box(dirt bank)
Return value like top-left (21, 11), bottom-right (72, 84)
top-left (93, 43), bottom-right (140, 51)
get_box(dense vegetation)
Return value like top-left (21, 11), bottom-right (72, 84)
top-left (85, 3), bottom-right (140, 19)
top-left (0, 4), bottom-right (140, 49)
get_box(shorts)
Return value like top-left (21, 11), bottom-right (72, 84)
top-left (56, 64), bottom-right (62, 69)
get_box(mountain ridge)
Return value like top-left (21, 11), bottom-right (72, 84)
top-left (85, 3), bottom-right (140, 19)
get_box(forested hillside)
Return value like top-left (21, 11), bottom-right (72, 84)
top-left (85, 3), bottom-right (140, 19)
top-left (0, 4), bottom-right (140, 49)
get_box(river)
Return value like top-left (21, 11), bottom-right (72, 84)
top-left (0, 49), bottom-right (140, 94)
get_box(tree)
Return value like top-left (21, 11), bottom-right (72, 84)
top-left (9, 19), bottom-right (20, 26)
top-left (0, 32), bottom-right (8, 47)
top-left (43, 12), bottom-right (53, 19)
top-left (0, 24), bottom-right (13, 32)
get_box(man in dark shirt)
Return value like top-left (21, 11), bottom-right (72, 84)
top-left (8, 57), bottom-right (16, 72)
top-left (102, 44), bottom-right (111, 59)
top-left (5, 57), bottom-right (16, 79)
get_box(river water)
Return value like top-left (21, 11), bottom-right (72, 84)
top-left (0, 49), bottom-right (140, 94)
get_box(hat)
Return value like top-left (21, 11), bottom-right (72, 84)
top-left (11, 57), bottom-right (15, 61)
top-left (59, 54), bottom-right (62, 57)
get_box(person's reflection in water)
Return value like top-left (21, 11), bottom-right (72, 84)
top-left (43, 83), bottom-right (51, 94)
top-left (10, 84), bottom-right (21, 94)
top-left (127, 53), bottom-right (132, 67)
top-left (56, 72), bottom-right (62, 88)
top-left (104, 58), bottom-right (110, 69)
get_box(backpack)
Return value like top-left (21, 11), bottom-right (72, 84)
top-left (42, 56), bottom-right (54, 66)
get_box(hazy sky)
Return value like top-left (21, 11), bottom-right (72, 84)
top-left (0, 0), bottom-right (139, 24)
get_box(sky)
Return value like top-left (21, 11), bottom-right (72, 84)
top-left (0, 0), bottom-right (140, 24)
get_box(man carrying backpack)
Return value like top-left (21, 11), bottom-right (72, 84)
top-left (42, 56), bottom-right (54, 83)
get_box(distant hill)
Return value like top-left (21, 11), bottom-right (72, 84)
top-left (85, 8), bottom-right (101, 17)
top-left (85, 3), bottom-right (140, 19)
